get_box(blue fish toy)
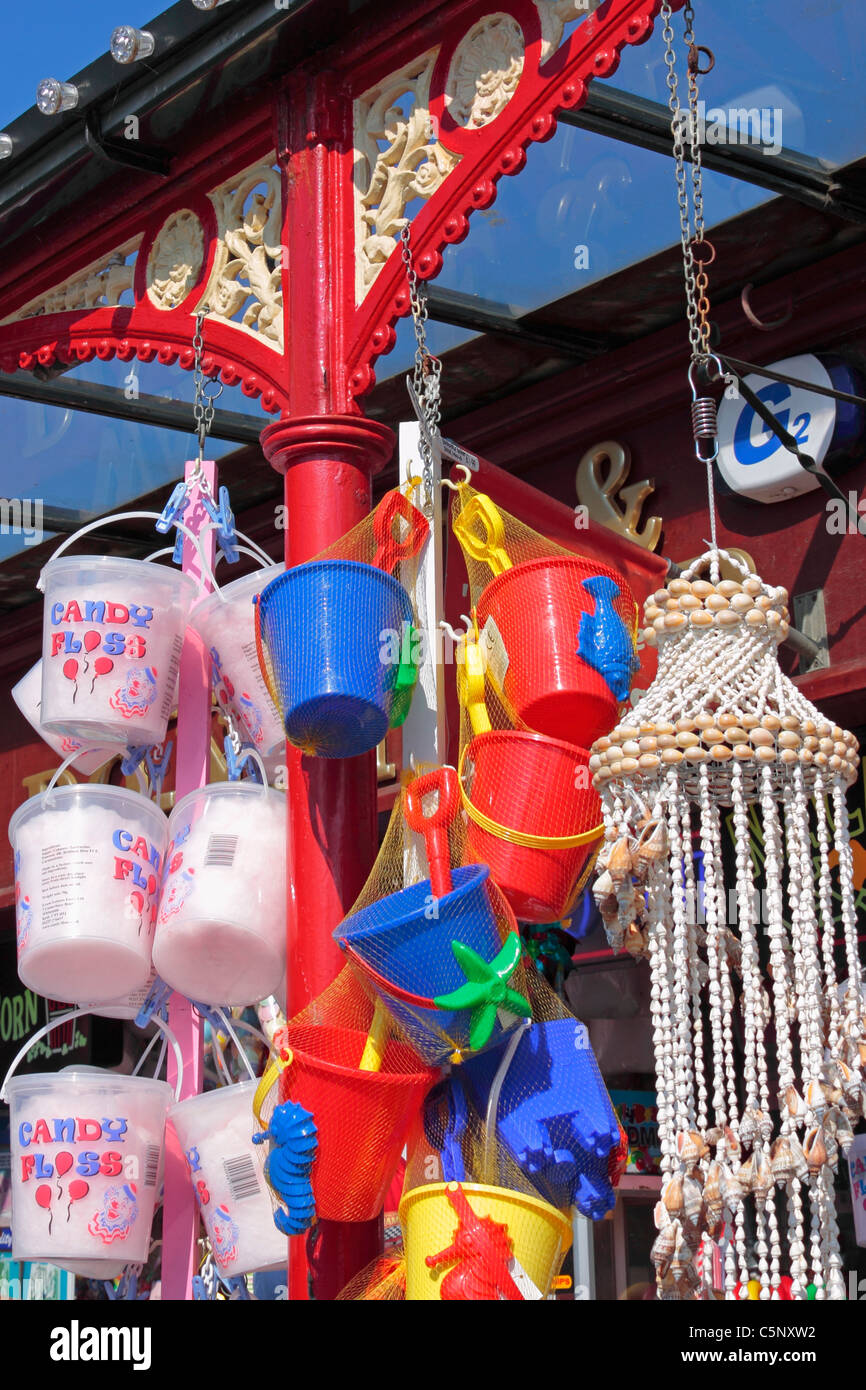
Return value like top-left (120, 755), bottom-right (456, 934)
top-left (577, 575), bottom-right (637, 703)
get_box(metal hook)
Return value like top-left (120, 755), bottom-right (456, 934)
top-left (687, 43), bottom-right (715, 75)
top-left (439, 615), bottom-right (473, 645)
top-left (441, 465), bottom-right (472, 491)
top-left (740, 282), bottom-right (794, 332)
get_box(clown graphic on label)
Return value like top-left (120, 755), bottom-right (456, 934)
top-left (88, 1183), bottom-right (140, 1245)
top-left (110, 667), bottom-right (158, 721)
top-left (236, 691), bottom-right (264, 747)
top-left (157, 853), bottom-right (195, 924)
top-left (209, 1204), bottom-right (240, 1270)
top-left (14, 872), bottom-right (32, 955)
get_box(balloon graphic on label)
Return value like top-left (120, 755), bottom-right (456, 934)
top-left (35, 1183), bottom-right (53, 1234)
top-left (62, 658), bottom-right (79, 703)
top-left (55, 1151), bottom-right (74, 1177)
top-left (90, 655), bottom-right (114, 695)
top-left (83, 631), bottom-right (101, 652)
top-left (66, 1177), bottom-right (89, 1222)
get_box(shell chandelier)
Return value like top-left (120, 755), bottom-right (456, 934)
top-left (590, 550), bottom-right (863, 1301)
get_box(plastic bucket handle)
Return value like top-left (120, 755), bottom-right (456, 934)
top-left (226, 747), bottom-right (271, 793)
top-left (36, 511), bottom-right (218, 596)
top-left (452, 494), bottom-right (512, 577)
top-left (41, 744), bottom-right (150, 803)
top-left (0, 1008), bottom-right (185, 1103)
top-left (205, 1010), bottom-right (273, 1088)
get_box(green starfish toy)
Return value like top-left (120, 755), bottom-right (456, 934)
top-left (433, 931), bottom-right (532, 1051)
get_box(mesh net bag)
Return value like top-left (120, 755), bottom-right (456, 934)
top-left (449, 482), bottom-right (639, 926)
top-left (254, 486), bottom-right (429, 758)
top-left (335, 1254), bottom-right (407, 1300)
top-left (253, 964), bottom-right (438, 1225)
top-left (334, 766), bottom-right (537, 1068)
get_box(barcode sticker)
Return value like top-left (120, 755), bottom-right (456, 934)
top-left (223, 1154), bottom-right (261, 1203)
top-left (143, 1145), bottom-right (160, 1189)
top-left (204, 834), bottom-right (239, 868)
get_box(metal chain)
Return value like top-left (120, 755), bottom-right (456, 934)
top-left (191, 308), bottom-right (223, 489)
top-left (400, 223), bottom-right (441, 515)
top-left (661, 1), bottom-right (712, 365)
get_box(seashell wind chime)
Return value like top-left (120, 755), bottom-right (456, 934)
top-left (589, 551), bottom-right (863, 1300)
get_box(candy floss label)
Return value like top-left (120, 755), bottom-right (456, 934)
top-left (47, 596), bottom-right (183, 721)
top-left (16, 820), bottom-right (163, 951)
top-left (16, 1113), bottom-right (151, 1246)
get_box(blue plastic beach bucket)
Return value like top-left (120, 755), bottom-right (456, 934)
top-left (256, 559), bottom-right (414, 759)
top-left (338, 864), bottom-right (506, 1060)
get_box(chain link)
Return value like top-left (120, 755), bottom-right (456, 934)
top-left (400, 223), bottom-right (441, 515)
top-left (192, 308), bottom-right (223, 487)
top-left (661, 1), bottom-right (712, 364)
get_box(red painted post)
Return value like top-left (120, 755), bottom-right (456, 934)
top-left (261, 416), bottom-right (392, 1300)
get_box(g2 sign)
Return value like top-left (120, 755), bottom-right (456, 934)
top-left (717, 354), bottom-right (864, 503)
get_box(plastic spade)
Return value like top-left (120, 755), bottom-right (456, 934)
top-left (404, 767), bottom-right (460, 899)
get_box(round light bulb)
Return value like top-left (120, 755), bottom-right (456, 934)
top-left (36, 79), bottom-right (79, 116)
top-left (192, 0), bottom-right (230, 9)
top-left (110, 26), bottom-right (156, 64)
top-left (0, 133), bottom-right (12, 158)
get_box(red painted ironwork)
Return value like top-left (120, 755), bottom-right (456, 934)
top-left (0, 0), bottom-right (682, 419)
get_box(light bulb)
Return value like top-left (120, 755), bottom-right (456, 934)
top-left (110, 26), bottom-right (156, 64)
top-left (0, 133), bottom-right (12, 158)
top-left (191, 0), bottom-right (232, 9)
top-left (36, 79), bottom-right (79, 116)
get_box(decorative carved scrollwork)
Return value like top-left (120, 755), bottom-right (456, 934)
top-left (146, 210), bottom-right (204, 311)
top-left (201, 162), bottom-right (284, 350)
top-left (536, 0), bottom-right (600, 62)
top-left (355, 53), bottom-right (460, 301)
top-left (446, 14), bottom-right (525, 129)
top-left (2, 238), bottom-right (141, 323)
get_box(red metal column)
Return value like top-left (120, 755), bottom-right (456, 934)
top-left (263, 64), bottom-right (396, 1298)
top-left (261, 417), bottom-right (393, 1299)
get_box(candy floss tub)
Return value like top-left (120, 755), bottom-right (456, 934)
top-left (39, 554), bottom-right (197, 749)
top-left (171, 1079), bottom-right (287, 1278)
top-left (8, 773), bottom-right (167, 1003)
top-left (2, 1014), bottom-right (179, 1270)
top-left (190, 564), bottom-right (285, 759)
top-left (153, 780), bottom-right (287, 1006)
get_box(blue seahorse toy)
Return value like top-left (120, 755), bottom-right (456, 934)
top-left (253, 1100), bottom-right (318, 1236)
top-left (577, 575), bottom-right (638, 703)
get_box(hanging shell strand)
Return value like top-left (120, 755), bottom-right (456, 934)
top-left (590, 552), bottom-right (862, 1300)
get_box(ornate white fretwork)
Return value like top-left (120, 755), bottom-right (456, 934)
top-left (445, 14), bottom-right (525, 129)
top-left (200, 161), bottom-right (283, 352)
top-left (146, 209), bottom-right (205, 311)
top-left (536, 0), bottom-right (600, 62)
top-left (354, 52), bottom-right (460, 302)
top-left (2, 237), bottom-right (141, 323)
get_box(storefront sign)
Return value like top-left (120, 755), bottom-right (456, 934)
top-left (717, 354), bottom-right (864, 504)
top-left (610, 1090), bottom-right (660, 1175)
top-left (847, 1134), bottom-right (866, 1247)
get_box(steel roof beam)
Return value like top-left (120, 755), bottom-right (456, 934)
top-left (560, 85), bottom-right (866, 226)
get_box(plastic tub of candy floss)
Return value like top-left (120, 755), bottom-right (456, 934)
top-left (2, 1009), bottom-right (181, 1270)
top-left (37, 513), bottom-right (202, 750)
top-left (190, 563), bottom-right (286, 759)
top-left (170, 1014), bottom-right (287, 1278)
top-left (153, 763), bottom-right (286, 1006)
top-left (12, 661), bottom-right (111, 776)
top-left (8, 754), bottom-right (167, 1003)
top-left (78, 966), bottom-right (158, 1021)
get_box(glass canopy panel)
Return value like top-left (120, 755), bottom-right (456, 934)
top-left (61, 356), bottom-right (275, 420)
top-left (389, 121), bottom-right (771, 350)
top-left (610, 0), bottom-right (864, 170)
top-left (0, 388), bottom-right (239, 562)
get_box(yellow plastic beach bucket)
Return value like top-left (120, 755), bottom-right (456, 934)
top-left (399, 1181), bottom-right (570, 1301)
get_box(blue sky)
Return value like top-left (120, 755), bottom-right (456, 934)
top-left (0, 0), bottom-right (157, 130)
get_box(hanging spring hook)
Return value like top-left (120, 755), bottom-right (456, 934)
top-left (688, 354), bottom-right (725, 463)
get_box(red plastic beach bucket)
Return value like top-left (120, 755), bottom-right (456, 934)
top-left (278, 1025), bottom-right (437, 1223)
top-left (460, 730), bottom-right (603, 924)
top-left (475, 555), bottom-right (627, 746)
